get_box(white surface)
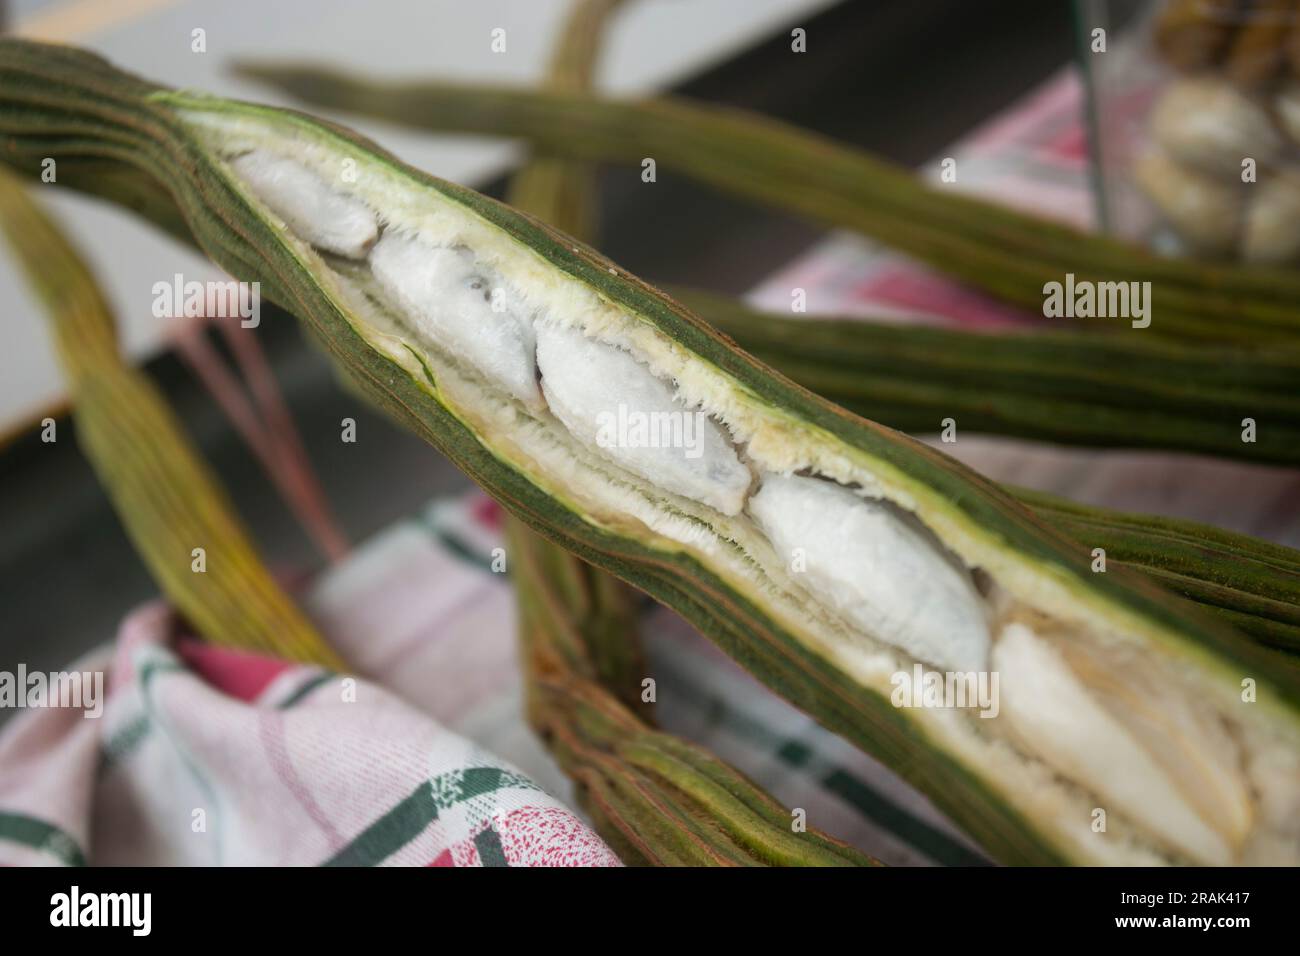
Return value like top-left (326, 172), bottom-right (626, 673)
top-left (0, 0), bottom-right (836, 430)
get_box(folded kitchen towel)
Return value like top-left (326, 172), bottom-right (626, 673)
top-left (0, 600), bottom-right (619, 867)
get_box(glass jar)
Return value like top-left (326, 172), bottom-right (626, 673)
top-left (1077, 0), bottom-right (1300, 264)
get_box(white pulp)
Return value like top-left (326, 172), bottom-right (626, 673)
top-left (749, 473), bottom-right (990, 672)
top-left (535, 322), bottom-right (751, 515)
top-left (369, 234), bottom-right (544, 411)
top-left (994, 623), bottom-right (1234, 865)
top-left (231, 152), bottom-right (378, 259)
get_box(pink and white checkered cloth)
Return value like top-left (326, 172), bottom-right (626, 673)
top-left (0, 598), bottom-right (618, 867)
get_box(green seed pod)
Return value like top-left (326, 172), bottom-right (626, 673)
top-left (3, 39), bottom-right (1297, 865)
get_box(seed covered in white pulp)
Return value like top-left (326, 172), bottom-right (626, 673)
top-left (231, 152), bottom-right (378, 259)
top-left (748, 473), bottom-right (990, 672)
top-left (535, 323), bottom-right (751, 515)
top-left (369, 234), bottom-right (543, 411)
top-left (994, 623), bottom-right (1241, 865)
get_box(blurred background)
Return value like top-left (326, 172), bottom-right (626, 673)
top-left (1, 0), bottom-right (1155, 689)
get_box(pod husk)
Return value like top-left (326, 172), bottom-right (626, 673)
top-left (681, 288), bottom-right (1300, 465)
top-left (1014, 485), bottom-right (1300, 655)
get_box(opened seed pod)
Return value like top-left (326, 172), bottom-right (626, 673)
top-left (3, 40), bottom-right (1297, 865)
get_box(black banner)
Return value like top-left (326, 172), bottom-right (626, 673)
top-left (0, 865), bottom-right (1288, 942)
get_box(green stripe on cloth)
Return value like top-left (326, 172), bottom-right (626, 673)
top-left (277, 671), bottom-right (338, 709)
top-left (98, 712), bottom-right (152, 775)
top-left (430, 766), bottom-right (540, 811)
top-left (324, 780), bottom-right (438, 867)
top-left (0, 812), bottom-right (86, 866)
top-left (414, 510), bottom-right (496, 574)
top-left (138, 655), bottom-right (226, 864)
top-left (456, 766), bottom-right (504, 800)
top-left (474, 825), bottom-right (509, 867)
top-left (324, 767), bottom-right (539, 866)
